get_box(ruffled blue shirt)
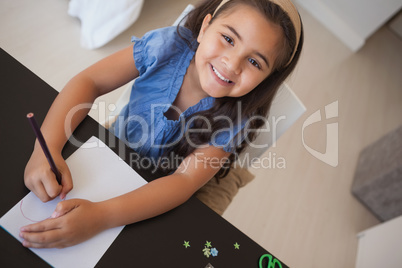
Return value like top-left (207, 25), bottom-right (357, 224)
top-left (112, 26), bottom-right (245, 163)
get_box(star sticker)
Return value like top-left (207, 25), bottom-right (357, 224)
top-left (234, 242), bottom-right (240, 250)
top-left (205, 241), bottom-right (212, 248)
top-left (183, 241), bottom-right (190, 248)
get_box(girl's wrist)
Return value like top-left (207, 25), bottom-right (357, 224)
top-left (33, 139), bottom-right (63, 157)
top-left (96, 197), bottom-right (138, 230)
top-left (90, 201), bottom-right (111, 232)
top-left (94, 200), bottom-right (121, 230)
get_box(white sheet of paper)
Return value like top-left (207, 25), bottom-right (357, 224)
top-left (0, 136), bottom-right (148, 267)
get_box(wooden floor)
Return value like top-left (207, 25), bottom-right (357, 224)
top-left (1, 0), bottom-right (401, 267)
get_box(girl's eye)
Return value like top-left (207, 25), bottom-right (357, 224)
top-left (222, 35), bottom-right (234, 45)
top-left (249, 58), bottom-right (261, 69)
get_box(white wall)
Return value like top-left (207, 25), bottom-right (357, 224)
top-left (296, 0), bottom-right (402, 51)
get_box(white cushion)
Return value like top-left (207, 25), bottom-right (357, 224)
top-left (68, 0), bottom-right (144, 49)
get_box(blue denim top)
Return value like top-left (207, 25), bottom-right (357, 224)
top-left (112, 26), bottom-right (245, 163)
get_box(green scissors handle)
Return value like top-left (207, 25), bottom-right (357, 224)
top-left (259, 254), bottom-right (282, 268)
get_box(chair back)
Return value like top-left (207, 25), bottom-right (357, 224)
top-left (238, 83), bottom-right (306, 167)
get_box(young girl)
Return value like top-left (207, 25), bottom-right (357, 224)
top-left (21, 0), bottom-right (303, 248)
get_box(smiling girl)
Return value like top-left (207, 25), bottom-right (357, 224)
top-left (22, 0), bottom-right (303, 248)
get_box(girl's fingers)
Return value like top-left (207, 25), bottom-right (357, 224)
top-left (52, 199), bottom-right (77, 218)
top-left (25, 169), bottom-right (52, 202)
top-left (22, 240), bottom-right (60, 249)
top-left (29, 170), bottom-right (61, 202)
top-left (21, 217), bottom-right (59, 233)
top-left (20, 218), bottom-right (63, 248)
top-left (30, 181), bottom-right (51, 203)
top-left (42, 171), bottom-right (62, 200)
top-left (20, 229), bottom-right (63, 249)
top-left (59, 169), bottom-right (73, 200)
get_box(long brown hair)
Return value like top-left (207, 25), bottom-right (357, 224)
top-left (160, 0), bottom-right (304, 178)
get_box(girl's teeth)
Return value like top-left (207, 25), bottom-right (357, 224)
top-left (212, 66), bottom-right (231, 83)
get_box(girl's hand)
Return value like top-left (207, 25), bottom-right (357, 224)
top-left (24, 147), bottom-right (73, 202)
top-left (19, 199), bottom-right (105, 249)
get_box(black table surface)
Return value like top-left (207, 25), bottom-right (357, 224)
top-left (0, 48), bottom-right (288, 268)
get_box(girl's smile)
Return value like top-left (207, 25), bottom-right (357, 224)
top-left (210, 64), bottom-right (233, 85)
top-left (191, 4), bottom-right (283, 99)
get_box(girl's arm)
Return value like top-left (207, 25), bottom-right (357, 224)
top-left (24, 45), bottom-right (139, 202)
top-left (102, 146), bottom-right (231, 227)
top-left (20, 146), bottom-right (231, 248)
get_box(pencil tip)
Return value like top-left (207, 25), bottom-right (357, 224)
top-left (27, 113), bottom-right (34, 118)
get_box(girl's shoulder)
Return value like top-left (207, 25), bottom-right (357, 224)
top-left (132, 26), bottom-right (196, 75)
top-left (137, 26), bottom-right (193, 42)
top-left (132, 26), bottom-right (195, 55)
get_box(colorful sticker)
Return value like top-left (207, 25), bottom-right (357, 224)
top-left (183, 241), bottom-right (190, 248)
top-left (210, 248), bottom-right (218, 257)
top-left (203, 247), bottom-right (212, 258)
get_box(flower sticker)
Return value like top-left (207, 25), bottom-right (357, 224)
top-left (211, 248), bottom-right (218, 257)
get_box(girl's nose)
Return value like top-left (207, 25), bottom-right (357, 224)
top-left (221, 54), bottom-right (241, 75)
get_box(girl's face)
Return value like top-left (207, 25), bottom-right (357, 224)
top-left (193, 4), bottom-right (283, 99)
